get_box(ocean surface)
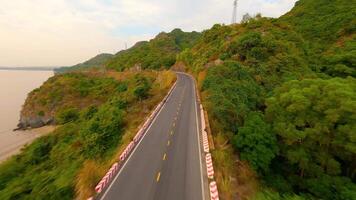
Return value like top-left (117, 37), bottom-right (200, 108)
top-left (0, 69), bottom-right (54, 161)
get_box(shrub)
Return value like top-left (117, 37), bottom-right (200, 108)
top-left (55, 108), bottom-right (80, 124)
top-left (233, 112), bottom-right (278, 173)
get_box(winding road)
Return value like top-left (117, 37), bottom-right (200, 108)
top-left (99, 73), bottom-right (207, 200)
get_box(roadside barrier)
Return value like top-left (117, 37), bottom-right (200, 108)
top-left (209, 181), bottom-right (219, 200)
top-left (206, 153), bottom-right (214, 179)
top-left (202, 130), bottom-right (210, 153)
top-left (201, 109), bottom-right (206, 131)
top-left (95, 162), bottom-right (119, 193)
top-left (91, 81), bottom-right (177, 198)
top-left (200, 105), bottom-right (219, 200)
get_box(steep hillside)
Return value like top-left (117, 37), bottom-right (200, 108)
top-left (281, 0), bottom-right (356, 77)
top-left (107, 28), bottom-right (201, 71)
top-left (1, 70), bottom-right (176, 199)
top-left (281, 0), bottom-right (355, 43)
top-left (54, 53), bottom-right (113, 74)
top-left (178, 1), bottom-right (356, 200)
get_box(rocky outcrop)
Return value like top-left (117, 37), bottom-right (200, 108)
top-left (16, 116), bottom-right (54, 130)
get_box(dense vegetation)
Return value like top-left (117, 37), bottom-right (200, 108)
top-left (54, 53), bottom-right (113, 74)
top-left (281, 0), bottom-right (356, 78)
top-left (1, 0), bottom-right (354, 200)
top-left (107, 28), bottom-right (201, 71)
top-left (179, 0), bottom-right (356, 199)
top-left (22, 72), bottom-right (120, 121)
top-left (0, 70), bottom-right (175, 199)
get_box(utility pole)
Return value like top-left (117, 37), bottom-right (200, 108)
top-left (232, 0), bottom-right (238, 24)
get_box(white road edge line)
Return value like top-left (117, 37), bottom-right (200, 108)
top-left (192, 75), bottom-right (206, 200)
top-left (178, 72), bottom-right (206, 200)
top-left (99, 80), bottom-right (178, 200)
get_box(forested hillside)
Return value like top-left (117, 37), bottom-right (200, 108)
top-left (178, 0), bottom-right (356, 199)
top-left (107, 28), bottom-right (201, 71)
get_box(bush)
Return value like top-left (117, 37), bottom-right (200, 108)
top-left (133, 76), bottom-right (152, 100)
top-left (55, 108), bottom-right (80, 124)
top-left (80, 103), bottom-right (124, 158)
top-left (233, 112), bottom-right (278, 173)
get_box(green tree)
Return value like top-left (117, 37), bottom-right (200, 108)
top-left (233, 112), bottom-right (278, 173)
top-left (266, 77), bottom-right (356, 199)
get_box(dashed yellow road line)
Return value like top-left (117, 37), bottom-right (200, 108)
top-left (170, 130), bottom-right (174, 135)
top-left (173, 122), bottom-right (175, 127)
top-left (163, 153), bottom-right (167, 160)
top-left (167, 140), bottom-right (171, 146)
top-left (156, 172), bottom-right (161, 182)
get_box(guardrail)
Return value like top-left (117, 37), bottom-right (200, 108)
top-left (200, 104), bottom-right (220, 200)
top-left (89, 81), bottom-right (177, 199)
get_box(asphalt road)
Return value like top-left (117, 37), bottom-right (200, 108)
top-left (100, 73), bottom-right (205, 200)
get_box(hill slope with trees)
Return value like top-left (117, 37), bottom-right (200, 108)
top-left (106, 28), bottom-right (201, 71)
top-left (178, 0), bottom-right (356, 199)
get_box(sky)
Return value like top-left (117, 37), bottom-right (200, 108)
top-left (0, 0), bottom-right (298, 67)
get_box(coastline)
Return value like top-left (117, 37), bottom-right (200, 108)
top-left (0, 126), bottom-right (56, 163)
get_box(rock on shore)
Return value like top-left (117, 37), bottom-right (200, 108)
top-left (16, 116), bottom-right (54, 130)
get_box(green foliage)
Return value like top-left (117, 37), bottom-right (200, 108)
top-left (264, 78), bottom-right (356, 199)
top-left (116, 81), bottom-right (128, 92)
top-left (202, 61), bottom-right (263, 132)
top-left (55, 108), bottom-right (80, 124)
top-left (233, 112), bottom-right (278, 173)
top-left (0, 101), bottom-right (124, 199)
top-left (281, 0), bottom-right (355, 44)
top-left (253, 189), bottom-right (306, 200)
top-left (107, 29), bottom-right (201, 71)
top-left (80, 102), bottom-right (124, 158)
top-left (22, 72), bottom-right (124, 123)
top-left (281, 0), bottom-right (356, 78)
top-left (133, 75), bottom-right (152, 100)
top-left (37, 111), bottom-right (45, 117)
top-left (229, 31), bottom-right (276, 61)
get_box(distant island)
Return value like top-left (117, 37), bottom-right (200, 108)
top-left (0, 66), bottom-right (59, 71)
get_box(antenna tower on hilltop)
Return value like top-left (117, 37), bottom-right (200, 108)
top-left (232, 0), bottom-right (238, 24)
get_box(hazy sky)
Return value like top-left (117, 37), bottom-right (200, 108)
top-left (0, 0), bottom-right (297, 67)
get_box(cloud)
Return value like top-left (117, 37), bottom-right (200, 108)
top-left (0, 0), bottom-right (297, 67)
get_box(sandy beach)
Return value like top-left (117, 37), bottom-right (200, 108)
top-left (0, 126), bottom-right (56, 162)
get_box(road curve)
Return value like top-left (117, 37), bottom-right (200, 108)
top-left (100, 73), bottom-right (205, 200)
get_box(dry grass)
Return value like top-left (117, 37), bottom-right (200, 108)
top-left (75, 160), bottom-right (109, 200)
top-left (74, 70), bottom-right (176, 199)
top-left (211, 132), bottom-right (259, 200)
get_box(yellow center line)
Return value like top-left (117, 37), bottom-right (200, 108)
top-left (167, 140), bottom-right (171, 146)
top-left (173, 122), bottom-right (175, 127)
top-left (163, 153), bottom-right (167, 160)
top-left (156, 172), bottom-right (161, 182)
top-left (170, 130), bottom-right (174, 135)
